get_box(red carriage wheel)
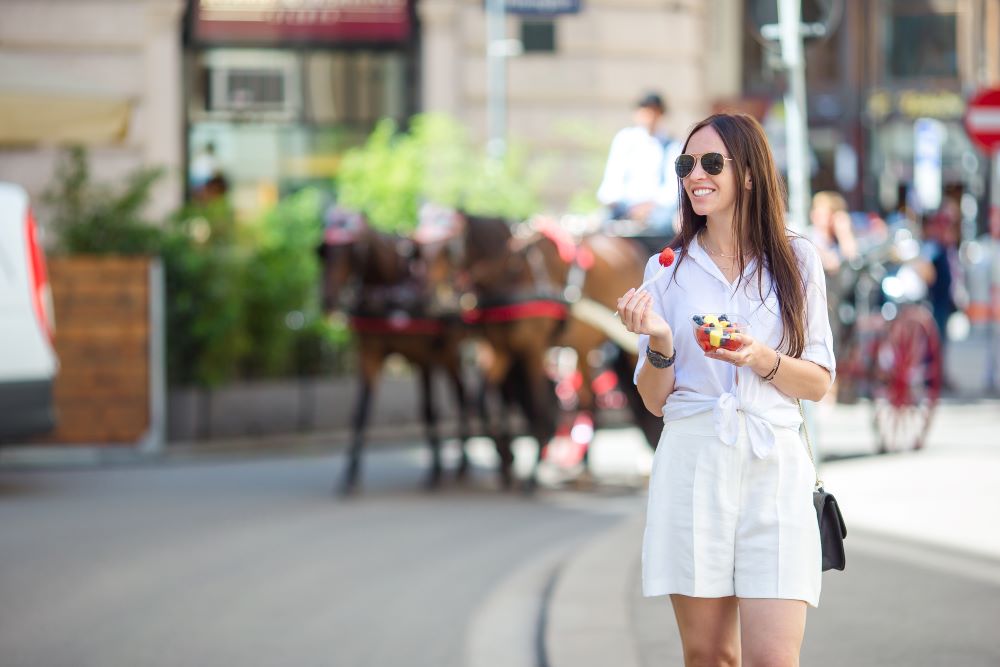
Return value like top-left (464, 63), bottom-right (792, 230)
top-left (871, 306), bottom-right (942, 453)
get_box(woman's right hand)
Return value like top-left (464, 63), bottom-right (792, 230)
top-left (617, 288), bottom-right (671, 339)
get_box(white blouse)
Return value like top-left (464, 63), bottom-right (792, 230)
top-left (633, 234), bottom-right (836, 459)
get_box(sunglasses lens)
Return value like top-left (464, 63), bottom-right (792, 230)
top-left (675, 155), bottom-right (695, 178)
top-left (702, 153), bottom-right (725, 175)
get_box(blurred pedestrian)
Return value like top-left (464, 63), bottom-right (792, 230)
top-left (809, 190), bottom-right (858, 356)
top-left (190, 142), bottom-right (220, 194)
top-left (915, 200), bottom-right (965, 387)
top-left (617, 113), bottom-right (835, 666)
top-left (597, 92), bottom-right (681, 234)
top-left (809, 191), bottom-right (858, 273)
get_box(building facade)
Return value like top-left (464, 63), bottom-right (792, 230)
top-left (743, 0), bottom-right (1000, 230)
top-left (420, 0), bottom-right (741, 208)
top-left (183, 0), bottom-right (419, 216)
top-left (0, 0), bottom-right (186, 219)
top-left (1, 0), bottom-right (740, 220)
top-left (186, 0), bottom-right (741, 215)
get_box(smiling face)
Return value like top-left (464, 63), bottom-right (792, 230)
top-left (681, 126), bottom-right (740, 225)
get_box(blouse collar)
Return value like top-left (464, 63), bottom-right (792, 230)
top-left (688, 234), bottom-right (758, 288)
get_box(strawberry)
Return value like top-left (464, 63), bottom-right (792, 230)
top-left (658, 246), bottom-right (676, 268)
top-left (721, 334), bottom-right (743, 351)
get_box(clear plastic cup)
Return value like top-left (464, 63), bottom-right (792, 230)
top-left (691, 313), bottom-right (747, 352)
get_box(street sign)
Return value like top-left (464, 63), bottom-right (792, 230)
top-left (964, 87), bottom-right (1000, 153)
top-left (504, 0), bottom-right (581, 14)
top-left (482, 0), bottom-right (581, 14)
top-left (914, 118), bottom-right (946, 213)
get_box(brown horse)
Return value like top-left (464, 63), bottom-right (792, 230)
top-left (417, 208), bottom-right (567, 492)
top-left (317, 206), bottom-right (472, 495)
top-left (519, 217), bottom-right (666, 453)
top-left (420, 210), bottom-right (665, 483)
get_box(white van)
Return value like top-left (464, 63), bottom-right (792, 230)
top-left (0, 182), bottom-right (58, 440)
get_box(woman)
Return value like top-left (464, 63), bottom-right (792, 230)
top-left (616, 113), bottom-right (835, 666)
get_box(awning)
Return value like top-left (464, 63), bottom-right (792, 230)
top-left (0, 92), bottom-right (131, 146)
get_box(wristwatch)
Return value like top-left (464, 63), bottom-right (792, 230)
top-left (646, 345), bottom-right (677, 369)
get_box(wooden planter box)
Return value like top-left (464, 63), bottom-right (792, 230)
top-left (27, 256), bottom-right (165, 452)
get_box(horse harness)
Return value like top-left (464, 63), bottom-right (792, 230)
top-left (336, 233), bottom-right (453, 337)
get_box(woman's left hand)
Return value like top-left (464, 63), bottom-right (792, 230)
top-left (705, 332), bottom-right (771, 375)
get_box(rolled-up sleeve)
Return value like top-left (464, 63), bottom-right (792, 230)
top-left (795, 238), bottom-right (837, 382)
top-left (633, 254), bottom-right (667, 384)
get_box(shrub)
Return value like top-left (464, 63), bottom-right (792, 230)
top-left (43, 147), bottom-right (348, 387)
top-left (42, 146), bottom-right (164, 255)
top-left (335, 113), bottom-right (545, 230)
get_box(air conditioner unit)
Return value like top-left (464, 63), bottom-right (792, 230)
top-left (201, 50), bottom-right (301, 121)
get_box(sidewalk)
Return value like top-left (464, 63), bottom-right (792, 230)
top-left (543, 399), bottom-right (1000, 667)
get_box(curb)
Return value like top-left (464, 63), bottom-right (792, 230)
top-left (464, 540), bottom-right (576, 667)
top-left (544, 516), bottom-right (645, 667)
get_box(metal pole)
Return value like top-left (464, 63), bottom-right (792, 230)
top-left (486, 0), bottom-right (507, 159)
top-left (778, 0), bottom-right (811, 231)
top-left (777, 0), bottom-right (819, 452)
top-left (988, 150), bottom-right (1000, 393)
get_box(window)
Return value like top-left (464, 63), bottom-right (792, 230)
top-left (885, 6), bottom-right (957, 79)
top-left (305, 51), bottom-right (407, 126)
top-left (521, 19), bottom-right (556, 53)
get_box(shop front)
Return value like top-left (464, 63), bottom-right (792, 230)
top-left (865, 88), bottom-right (982, 224)
top-left (860, 0), bottom-right (996, 235)
top-left (184, 0), bottom-right (418, 219)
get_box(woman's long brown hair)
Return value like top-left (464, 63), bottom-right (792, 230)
top-left (669, 113), bottom-right (806, 357)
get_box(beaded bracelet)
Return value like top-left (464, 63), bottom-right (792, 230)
top-left (762, 351), bottom-right (782, 383)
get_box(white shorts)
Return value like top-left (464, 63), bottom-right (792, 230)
top-left (642, 411), bottom-right (822, 607)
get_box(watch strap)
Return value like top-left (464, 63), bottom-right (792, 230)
top-left (646, 345), bottom-right (676, 369)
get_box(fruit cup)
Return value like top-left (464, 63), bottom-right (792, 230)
top-left (691, 313), bottom-right (747, 353)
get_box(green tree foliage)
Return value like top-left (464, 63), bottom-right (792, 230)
top-left (161, 202), bottom-right (250, 387)
top-left (239, 188), bottom-right (324, 378)
top-left (42, 146), bottom-right (164, 254)
top-left (336, 113), bottom-right (545, 231)
top-left (165, 188), bottom-right (341, 386)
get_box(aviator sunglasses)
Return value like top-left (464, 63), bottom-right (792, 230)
top-left (674, 152), bottom-right (733, 178)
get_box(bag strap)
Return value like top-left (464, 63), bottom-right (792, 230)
top-left (797, 399), bottom-right (824, 491)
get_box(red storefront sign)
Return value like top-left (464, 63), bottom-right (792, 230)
top-left (964, 87), bottom-right (1000, 153)
top-left (195, 0), bottom-right (410, 44)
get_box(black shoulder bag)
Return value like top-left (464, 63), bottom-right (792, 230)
top-left (798, 400), bottom-right (847, 572)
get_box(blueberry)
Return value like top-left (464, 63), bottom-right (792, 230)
top-left (693, 315), bottom-right (705, 325)
top-left (718, 313), bottom-right (729, 322)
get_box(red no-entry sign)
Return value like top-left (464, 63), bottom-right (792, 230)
top-left (965, 88), bottom-right (1000, 153)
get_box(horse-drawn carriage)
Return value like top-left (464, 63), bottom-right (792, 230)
top-left (318, 204), bottom-right (668, 495)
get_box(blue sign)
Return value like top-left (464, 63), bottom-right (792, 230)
top-left (503, 0), bottom-right (581, 15)
top-left (913, 117), bottom-right (946, 213)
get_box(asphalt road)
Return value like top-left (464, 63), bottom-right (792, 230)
top-left (0, 446), bottom-right (622, 667)
top-left (3, 415), bottom-right (1000, 667)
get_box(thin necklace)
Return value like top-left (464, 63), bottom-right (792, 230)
top-left (700, 231), bottom-right (738, 260)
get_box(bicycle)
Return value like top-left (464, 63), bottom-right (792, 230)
top-left (833, 231), bottom-right (943, 453)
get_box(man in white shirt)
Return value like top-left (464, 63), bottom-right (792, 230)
top-left (597, 92), bottom-right (681, 234)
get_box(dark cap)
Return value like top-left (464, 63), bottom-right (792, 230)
top-left (636, 92), bottom-right (666, 112)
